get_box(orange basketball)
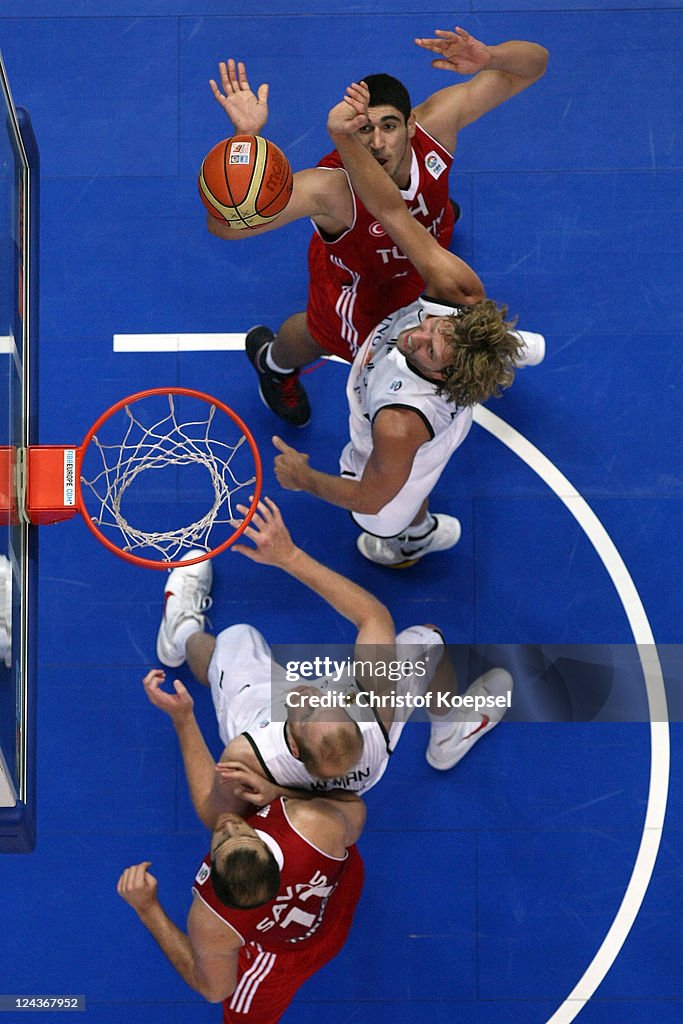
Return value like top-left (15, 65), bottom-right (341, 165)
top-left (198, 134), bottom-right (293, 230)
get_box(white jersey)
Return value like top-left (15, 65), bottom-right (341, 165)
top-left (342, 298), bottom-right (473, 536)
top-left (243, 713), bottom-right (393, 795)
top-left (347, 299), bottom-right (473, 459)
top-left (208, 623), bottom-right (443, 795)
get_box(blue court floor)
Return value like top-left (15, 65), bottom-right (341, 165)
top-left (0, 3), bottom-right (681, 1023)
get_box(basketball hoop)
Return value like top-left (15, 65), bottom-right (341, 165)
top-left (10, 388), bottom-right (263, 569)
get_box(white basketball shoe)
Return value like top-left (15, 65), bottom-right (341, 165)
top-left (156, 552), bottom-right (213, 667)
top-left (0, 555), bottom-right (11, 670)
top-left (426, 668), bottom-right (514, 770)
top-left (356, 514), bottom-right (461, 568)
top-left (514, 330), bottom-right (546, 367)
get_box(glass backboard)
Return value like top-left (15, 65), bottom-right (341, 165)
top-left (0, 51), bottom-right (39, 853)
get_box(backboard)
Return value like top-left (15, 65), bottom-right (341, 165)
top-left (0, 52), bottom-right (39, 852)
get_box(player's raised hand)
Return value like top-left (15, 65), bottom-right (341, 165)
top-left (415, 26), bottom-right (492, 75)
top-left (232, 495), bottom-right (299, 567)
top-left (142, 669), bottom-right (194, 720)
top-left (117, 861), bottom-right (159, 915)
top-left (272, 436), bottom-right (312, 493)
top-left (327, 81), bottom-right (370, 136)
top-left (209, 58), bottom-right (269, 134)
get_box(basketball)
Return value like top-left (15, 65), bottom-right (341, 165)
top-left (198, 134), bottom-right (293, 230)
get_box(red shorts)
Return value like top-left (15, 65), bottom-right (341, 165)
top-left (222, 848), bottom-right (364, 1024)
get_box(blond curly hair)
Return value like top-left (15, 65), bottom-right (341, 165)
top-left (435, 301), bottom-right (523, 407)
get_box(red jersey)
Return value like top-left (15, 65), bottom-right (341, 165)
top-left (192, 797), bottom-right (362, 953)
top-left (306, 123), bottom-right (454, 361)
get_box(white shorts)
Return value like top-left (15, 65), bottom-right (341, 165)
top-left (208, 624), bottom-right (290, 746)
top-left (339, 432), bottom-right (468, 538)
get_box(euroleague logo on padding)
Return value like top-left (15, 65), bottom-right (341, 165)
top-left (369, 221), bottom-right (387, 237)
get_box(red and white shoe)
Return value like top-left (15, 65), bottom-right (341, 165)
top-left (156, 552), bottom-right (212, 667)
top-left (425, 668), bottom-right (513, 770)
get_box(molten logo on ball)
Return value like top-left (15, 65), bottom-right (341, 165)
top-left (198, 134), bottom-right (293, 230)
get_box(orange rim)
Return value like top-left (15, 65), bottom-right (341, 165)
top-left (75, 387), bottom-right (262, 570)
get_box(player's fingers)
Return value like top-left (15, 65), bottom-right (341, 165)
top-left (263, 495), bottom-right (281, 520)
top-left (239, 522), bottom-right (265, 544)
top-left (131, 862), bottom-right (152, 887)
top-left (143, 670), bottom-right (165, 690)
top-left (237, 61), bottom-right (249, 87)
top-left (255, 498), bottom-right (274, 522)
top-left (230, 544), bottom-right (254, 559)
top-left (236, 502), bottom-right (265, 528)
top-left (272, 434), bottom-right (292, 454)
top-left (257, 83), bottom-right (269, 104)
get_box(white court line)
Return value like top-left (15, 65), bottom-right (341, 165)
top-left (474, 406), bottom-right (669, 1023)
top-left (112, 332), bottom-right (349, 362)
top-left (0, 334), bottom-right (13, 354)
top-left (113, 333), bottom-right (246, 352)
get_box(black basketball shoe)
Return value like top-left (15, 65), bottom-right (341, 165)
top-left (245, 326), bottom-right (311, 427)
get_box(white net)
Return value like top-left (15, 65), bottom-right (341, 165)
top-left (79, 393), bottom-right (259, 563)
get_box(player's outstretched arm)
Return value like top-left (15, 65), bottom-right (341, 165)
top-left (216, 761), bottom-right (363, 806)
top-left (413, 27), bottom-right (549, 146)
top-left (117, 862), bottom-right (240, 1002)
top-left (272, 430), bottom-right (417, 519)
top-left (142, 669), bottom-right (252, 830)
top-left (205, 67), bottom-right (355, 242)
top-left (232, 495), bottom-right (395, 647)
top-left (327, 83), bottom-right (484, 305)
top-left (206, 163), bottom-right (355, 241)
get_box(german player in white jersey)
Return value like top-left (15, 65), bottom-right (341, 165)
top-left (151, 497), bottom-right (513, 794)
top-left (207, 27), bottom-right (548, 425)
top-left (272, 82), bottom-right (545, 568)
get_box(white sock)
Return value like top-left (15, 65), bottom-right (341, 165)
top-left (174, 617), bottom-right (203, 654)
top-left (399, 512), bottom-right (437, 550)
top-left (264, 343), bottom-right (294, 376)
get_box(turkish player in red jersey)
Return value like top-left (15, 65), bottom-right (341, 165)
top-left (118, 764), bottom-right (364, 1024)
top-left (206, 27), bottom-right (548, 424)
top-left (306, 120), bottom-right (454, 359)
